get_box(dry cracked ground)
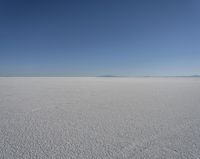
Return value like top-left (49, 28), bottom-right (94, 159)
top-left (0, 77), bottom-right (200, 159)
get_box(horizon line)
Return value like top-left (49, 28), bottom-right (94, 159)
top-left (0, 75), bottom-right (200, 78)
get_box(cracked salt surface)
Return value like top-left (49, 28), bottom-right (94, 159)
top-left (0, 77), bottom-right (200, 158)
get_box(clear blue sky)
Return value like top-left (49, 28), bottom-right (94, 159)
top-left (0, 0), bottom-right (200, 76)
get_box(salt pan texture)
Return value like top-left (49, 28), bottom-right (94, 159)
top-left (0, 77), bottom-right (200, 158)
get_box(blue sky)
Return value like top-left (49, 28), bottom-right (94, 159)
top-left (0, 0), bottom-right (200, 76)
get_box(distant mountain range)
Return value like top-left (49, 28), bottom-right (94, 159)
top-left (191, 75), bottom-right (200, 77)
top-left (98, 75), bottom-right (200, 78)
top-left (98, 75), bottom-right (121, 77)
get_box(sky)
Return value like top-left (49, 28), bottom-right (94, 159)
top-left (0, 0), bottom-right (200, 76)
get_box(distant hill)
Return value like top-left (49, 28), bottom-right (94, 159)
top-left (98, 75), bottom-right (120, 77)
top-left (191, 75), bottom-right (200, 77)
top-left (97, 75), bottom-right (200, 78)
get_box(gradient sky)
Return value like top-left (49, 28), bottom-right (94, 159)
top-left (0, 0), bottom-right (200, 76)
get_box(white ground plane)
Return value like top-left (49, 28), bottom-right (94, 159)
top-left (0, 77), bottom-right (200, 158)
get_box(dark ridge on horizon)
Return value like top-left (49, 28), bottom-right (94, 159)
top-left (97, 75), bottom-right (122, 77)
top-left (0, 74), bottom-right (200, 78)
top-left (191, 75), bottom-right (200, 77)
top-left (97, 75), bottom-right (200, 78)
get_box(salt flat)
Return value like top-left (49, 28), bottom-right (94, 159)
top-left (0, 77), bottom-right (200, 159)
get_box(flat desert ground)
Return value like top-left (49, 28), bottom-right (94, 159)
top-left (0, 77), bottom-right (200, 159)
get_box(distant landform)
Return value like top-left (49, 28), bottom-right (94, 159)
top-left (98, 75), bottom-right (200, 78)
top-left (191, 75), bottom-right (200, 77)
top-left (98, 75), bottom-right (121, 77)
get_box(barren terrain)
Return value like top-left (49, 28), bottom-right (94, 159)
top-left (0, 77), bottom-right (200, 158)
